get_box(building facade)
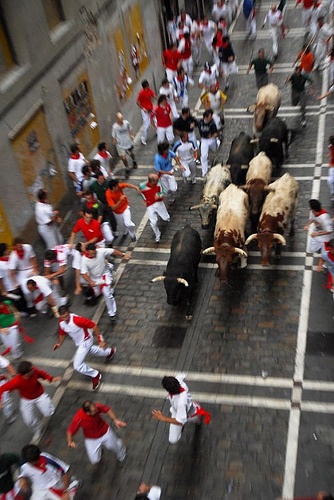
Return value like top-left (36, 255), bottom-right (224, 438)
top-left (0, 0), bottom-right (176, 244)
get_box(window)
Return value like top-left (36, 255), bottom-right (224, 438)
top-left (0, 9), bottom-right (15, 77)
top-left (42, 0), bottom-right (65, 31)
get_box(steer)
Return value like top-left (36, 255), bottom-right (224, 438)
top-left (203, 184), bottom-right (249, 283)
top-left (245, 173), bottom-right (299, 266)
top-left (241, 152), bottom-right (272, 231)
top-left (225, 132), bottom-right (254, 185)
top-left (248, 83), bottom-right (281, 134)
top-left (189, 164), bottom-right (231, 229)
top-left (150, 226), bottom-right (202, 320)
top-left (257, 117), bottom-right (289, 168)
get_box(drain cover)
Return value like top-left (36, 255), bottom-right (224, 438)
top-left (306, 331), bottom-right (334, 356)
top-left (152, 326), bottom-right (187, 348)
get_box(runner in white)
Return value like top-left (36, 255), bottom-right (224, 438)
top-left (18, 444), bottom-right (79, 500)
top-left (53, 305), bottom-right (117, 390)
top-left (0, 354), bottom-right (16, 424)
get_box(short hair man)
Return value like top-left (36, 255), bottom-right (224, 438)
top-left (111, 113), bottom-right (138, 178)
top-left (139, 173), bottom-right (170, 243)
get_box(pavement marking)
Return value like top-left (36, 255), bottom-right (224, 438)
top-left (133, 248), bottom-right (308, 258)
top-left (282, 52), bottom-right (330, 500)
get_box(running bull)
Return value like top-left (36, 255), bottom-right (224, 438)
top-left (225, 132), bottom-right (254, 186)
top-left (240, 152), bottom-right (272, 231)
top-left (245, 173), bottom-right (299, 266)
top-left (247, 83), bottom-right (281, 134)
top-left (252, 117), bottom-right (289, 168)
top-left (150, 226), bottom-right (202, 320)
top-left (189, 164), bottom-right (231, 229)
top-left (203, 184), bottom-right (249, 283)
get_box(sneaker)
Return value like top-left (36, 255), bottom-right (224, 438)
top-left (216, 139), bottom-right (221, 148)
top-left (131, 235), bottom-right (137, 242)
top-left (92, 372), bottom-right (101, 390)
top-left (113, 231), bottom-right (119, 237)
top-left (117, 451), bottom-right (127, 468)
top-left (109, 315), bottom-right (117, 324)
top-left (141, 139), bottom-right (147, 146)
top-left (132, 161), bottom-right (138, 169)
top-left (155, 236), bottom-right (161, 243)
top-left (106, 346), bottom-right (117, 362)
top-left (195, 159), bottom-right (201, 165)
top-left (301, 120), bottom-right (306, 128)
top-left (125, 169), bottom-right (130, 179)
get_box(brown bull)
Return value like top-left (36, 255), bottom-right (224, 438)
top-left (248, 83), bottom-right (281, 134)
top-left (203, 184), bottom-right (249, 283)
top-left (245, 173), bottom-right (299, 266)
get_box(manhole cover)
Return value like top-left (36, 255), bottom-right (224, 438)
top-left (152, 326), bottom-right (187, 348)
top-left (306, 331), bottom-right (334, 356)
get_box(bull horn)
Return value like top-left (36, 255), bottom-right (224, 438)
top-left (245, 234), bottom-right (258, 245)
top-left (247, 104), bottom-right (256, 113)
top-left (177, 278), bottom-right (189, 287)
top-left (273, 233), bottom-right (286, 245)
top-left (211, 204), bottom-right (218, 210)
top-left (270, 138), bottom-right (279, 143)
top-left (202, 247), bottom-right (216, 255)
top-left (234, 248), bottom-right (248, 258)
top-left (241, 164), bottom-right (248, 170)
top-left (189, 204), bottom-right (202, 211)
top-left (150, 276), bottom-right (166, 283)
top-left (250, 139), bottom-right (259, 143)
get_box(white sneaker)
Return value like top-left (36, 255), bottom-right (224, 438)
top-left (191, 178), bottom-right (197, 184)
top-left (155, 237), bottom-right (161, 243)
top-left (141, 139), bottom-right (147, 146)
top-left (301, 120), bottom-right (306, 128)
top-left (217, 139), bottom-right (221, 148)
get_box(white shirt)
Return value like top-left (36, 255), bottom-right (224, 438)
top-left (19, 452), bottom-right (69, 491)
top-left (198, 65), bottom-right (219, 88)
top-left (200, 21), bottom-right (217, 42)
top-left (72, 249), bottom-right (82, 271)
top-left (8, 244), bottom-right (36, 272)
top-left (44, 244), bottom-right (73, 270)
top-left (22, 275), bottom-right (52, 298)
top-left (176, 13), bottom-right (193, 29)
top-left (312, 212), bottom-right (333, 242)
top-left (59, 313), bottom-right (94, 346)
top-left (93, 151), bottom-right (112, 176)
top-left (0, 260), bottom-right (16, 291)
top-left (111, 120), bottom-right (133, 150)
top-left (0, 354), bottom-right (10, 370)
top-left (147, 486), bottom-right (162, 500)
top-left (68, 153), bottom-right (86, 182)
top-left (173, 140), bottom-right (197, 162)
top-left (35, 201), bottom-right (54, 225)
top-left (159, 84), bottom-right (177, 104)
top-left (263, 9), bottom-right (282, 27)
top-left (212, 3), bottom-right (228, 21)
top-left (168, 374), bottom-right (196, 425)
top-left (81, 248), bottom-right (115, 281)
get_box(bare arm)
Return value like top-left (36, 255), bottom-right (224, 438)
top-left (107, 408), bottom-right (127, 429)
top-left (151, 409), bottom-right (182, 425)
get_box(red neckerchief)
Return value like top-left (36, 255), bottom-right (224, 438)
top-left (221, 40), bottom-right (229, 49)
top-left (98, 151), bottom-right (109, 158)
top-left (84, 252), bottom-right (94, 259)
top-left (34, 456), bottom-right (47, 473)
top-left (317, 209), bottom-right (327, 216)
top-left (0, 304), bottom-right (11, 315)
top-left (169, 386), bottom-right (185, 397)
top-left (325, 242), bottom-right (334, 262)
top-left (86, 201), bottom-right (94, 209)
top-left (0, 256), bottom-right (8, 261)
top-left (70, 153), bottom-right (80, 160)
top-left (15, 248), bottom-right (24, 260)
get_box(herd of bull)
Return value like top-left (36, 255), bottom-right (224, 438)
top-left (150, 83), bottom-right (299, 319)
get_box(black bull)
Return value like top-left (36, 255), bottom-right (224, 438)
top-left (150, 226), bottom-right (202, 320)
top-left (226, 132), bottom-right (255, 185)
top-left (257, 117), bottom-right (289, 168)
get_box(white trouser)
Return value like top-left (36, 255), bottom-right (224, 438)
top-left (0, 378), bottom-right (15, 421)
top-left (85, 427), bottom-right (126, 464)
top-left (146, 202), bottom-right (170, 239)
top-left (246, 15), bottom-right (256, 36)
top-left (0, 324), bottom-right (23, 359)
top-left (221, 62), bottom-right (234, 86)
top-left (181, 56), bottom-right (193, 77)
top-left (37, 224), bottom-right (63, 249)
top-left (181, 160), bottom-right (197, 182)
top-left (141, 109), bottom-right (152, 142)
top-left (203, 38), bottom-right (214, 57)
top-left (328, 167), bottom-right (334, 195)
top-left (200, 138), bottom-right (218, 175)
top-left (188, 131), bottom-right (197, 145)
top-left (169, 414), bottom-right (201, 444)
top-left (160, 173), bottom-right (178, 199)
top-left (157, 125), bottom-right (174, 144)
top-left (114, 207), bottom-right (136, 238)
top-left (212, 111), bottom-right (223, 131)
top-left (73, 337), bottom-right (111, 378)
top-left (20, 393), bottom-right (54, 432)
top-left (314, 41), bottom-right (327, 69)
top-left (180, 93), bottom-right (189, 108)
top-left (192, 39), bottom-right (202, 65)
top-left (166, 68), bottom-right (177, 83)
top-left (168, 100), bottom-right (179, 119)
top-left (301, 6), bottom-right (312, 27)
top-left (25, 480), bottom-right (78, 500)
top-left (269, 26), bottom-right (279, 56)
top-left (101, 221), bottom-right (114, 244)
top-left (92, 277), bottom-right (117, 317)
